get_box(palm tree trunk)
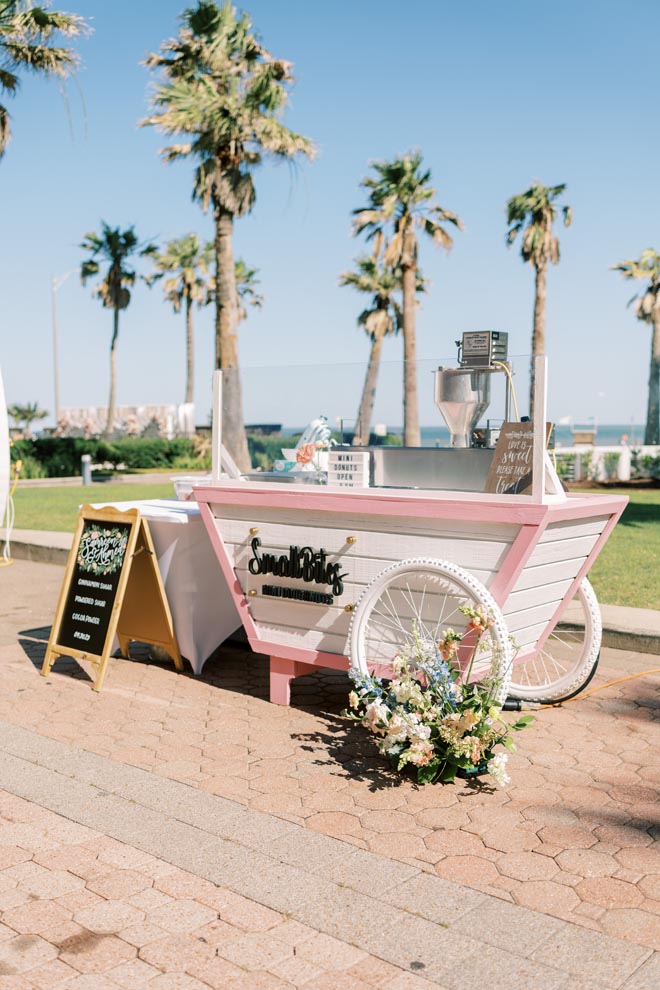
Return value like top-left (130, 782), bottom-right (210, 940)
top-left (644, 311), bottom-right (660, 445)
top-left (214, 202), bottom-right (251, 472)
top-left (353, 333), bottom-right (384, 446)
top-left (185, 294), bottom-right (194, 405)
top-left (105, 307), bottom-right (119, 438)
top-left (402, 263), bottom-right (420, 446)
top-left (530, 262), bottom-right (547, 420)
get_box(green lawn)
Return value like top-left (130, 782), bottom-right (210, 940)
top-left (11, 482), bottom-right (659, 610)
top-left (586, 488), bottom-right (660, 610)
top-left (13, 482), bottom-right (175, 532)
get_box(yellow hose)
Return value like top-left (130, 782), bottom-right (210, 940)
top-left (0, 456), bottom-right (21, 567)
top-left (492, 360), bottom-right (520, 422)
top-left (551, 668), bottom-right (660, 706)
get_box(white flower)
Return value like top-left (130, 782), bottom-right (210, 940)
top-left (364, 700), bottom-right (390, 735)
top-left (407, 739), bottom-right (434, 766)
top-left (348, 691), bottom-right (359, 709)
top-left (487, 752), bottom-right (511, 788)
top-left (385, 713), bottom-right (408, 743)
top-left (392, 680), bottom-right (412, 703)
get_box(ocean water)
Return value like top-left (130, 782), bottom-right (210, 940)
top-left (284, 424), bottom-right (643, 447)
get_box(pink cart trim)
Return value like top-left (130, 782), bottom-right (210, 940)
top-left (196, 485), bottom-right (628, 704)
top-left (532, 498), bottom-right (627, 655)
top-left (488, 524), bottom-right (547, 605)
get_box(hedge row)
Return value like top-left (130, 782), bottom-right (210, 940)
top-left (10, 437), bottom-right (198, 477)
top-left (12, 431), bottom-right (404, 478)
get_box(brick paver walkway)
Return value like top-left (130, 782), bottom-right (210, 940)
top-left (0, 788), bottom-right (427, 989)
top-left (0, 559), bottom-right (659, 988)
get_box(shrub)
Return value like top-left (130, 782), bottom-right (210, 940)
top-left (8, 437), bottom-right (197, 477)
top-left (555, 453), bottom-right (576, 481)
top-left (579, 450), bottom-right (594, 481)
top-left (602, 452), bottom-right (621, 481)
top-left (10, 451), bottom-right (48, 479)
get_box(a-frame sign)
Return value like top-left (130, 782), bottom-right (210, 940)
top-left (42, 506), bottom-right (183, 692)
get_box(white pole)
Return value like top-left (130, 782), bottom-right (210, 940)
top-left (211, 370), bottom-right (222, 482)
top-left (532, 355), bottom-right (547, 502)
top-left (51, 276), bottom-right (60, 425)
top-left (51, 270), bottom-right (75, 429)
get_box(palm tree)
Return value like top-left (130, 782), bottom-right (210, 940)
top-left (0, 0), bottom-right (87, 158)
top-left (80, 223), bottom-right (156, 437)
top-left (353, 152), bottom-right (462, 447)
top-left (148, 234), bottom-right (213, 405)
top-left (142, 0), bottom-right (315, 471)
top-left (611, 249), bottom-right (660, 445)
top-left (506, 182), bottom-right (572, 417)
top-left (234, 259), bottom-right (263, 325)
top-left (340, 257), bottom-right (427, 446)
top-left (7, 400), bottom-right (47, 437)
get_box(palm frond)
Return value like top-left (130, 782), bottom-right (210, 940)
top-left (506, 181), bottom-right (571, 268)
top-left (352, 151), bottom-right (462, 269)
top-left (142, 0), bottom-right (314, 218)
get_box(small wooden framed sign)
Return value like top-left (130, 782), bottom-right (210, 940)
top-left (42, 506), bottom-right (182, 692)
top-left (485, 421), bottom-right (561, 495)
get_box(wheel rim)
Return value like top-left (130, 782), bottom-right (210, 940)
top-left (507, 578), bottom-right (601, 701)
top-left (349, 558), bottom-right (512, 705)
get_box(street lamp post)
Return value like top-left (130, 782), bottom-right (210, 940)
top-left (51, 270), bottom-right (75, 427)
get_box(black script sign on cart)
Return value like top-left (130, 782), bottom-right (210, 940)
top-left (43, 506), bottom-right (183, 692)
top-left (248, 537), bottom-right (348, 601)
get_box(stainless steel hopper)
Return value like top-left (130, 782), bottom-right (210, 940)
top-left (434, 367), bottom-right (492, 448)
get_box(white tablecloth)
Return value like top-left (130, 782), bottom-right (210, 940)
top-left (92, 499), bottom-right (240, 674)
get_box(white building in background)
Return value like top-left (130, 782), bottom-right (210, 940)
top-left (57, 403), bottom-right (195, 439)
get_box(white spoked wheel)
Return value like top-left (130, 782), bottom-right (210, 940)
top-left (349, 558), bottom-right (513, 706)
top-left (507, 578), bottom-right (602, 703)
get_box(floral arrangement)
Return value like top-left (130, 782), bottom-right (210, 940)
top-left (77, 524), bottom-right (129, 576)
top-left (346, 606), bottom-right (532, 786)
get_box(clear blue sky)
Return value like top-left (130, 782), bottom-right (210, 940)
top-left (1, 0), bottom-right (658, 430)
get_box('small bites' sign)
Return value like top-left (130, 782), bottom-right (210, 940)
top-left (248, 537), bottom-right (348, 605)
top-left (42, 506), bottom-right (183, 691)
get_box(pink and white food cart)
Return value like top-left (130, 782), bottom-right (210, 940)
top-left (196, 345), bottom-right (627, 707)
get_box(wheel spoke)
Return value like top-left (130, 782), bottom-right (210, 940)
top-left (350, 560), bottom-right (513, 706)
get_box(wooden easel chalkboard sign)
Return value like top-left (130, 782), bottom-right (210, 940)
top-left (485, 422), bottom-right (559, 495)
top-left (42, 506), bottom-right (182, 692)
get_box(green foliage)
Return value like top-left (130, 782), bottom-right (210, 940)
top-left (506, 182), bottom-right (572, 268)
top-left (579, 450), bottom-right (594, 481)
top-left (641, 455), bottom-right (660, 478)
top-left (9, 437), bottom-right (198, 477)
top-left (80, 223), bottom-right (157, 311)
top-left (7, 401), bottom-right (48, 433)
top-left (554, 453), bottom-right (576, 481)
top-left (247, 434), bottom-right (283, 471)
top-left (11, 452), bottom-right (47, 479)
top-left (0, 0), bottom-right (88, 157)
top-left (247, 432), bottom-right (403, 470)
top-left (602, 451), bottom-right (621, 480)
top-left (13, 482), bottom-right (176, 532)
top-left (142, 1), bottom-right (316, 219)
top-left (588, 488), bottom-right (660, 608)
top-left (630, 448), bottom-right (660, 480)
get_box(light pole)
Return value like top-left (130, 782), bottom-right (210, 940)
top-left (51, 270), bottom-right (75, 427)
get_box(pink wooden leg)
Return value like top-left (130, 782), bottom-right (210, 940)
top-left (269, 656), bottom-right (316, 705)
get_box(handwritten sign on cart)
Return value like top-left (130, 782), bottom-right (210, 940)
top-left (485, 422), bottom-right (554, 495)
top-left (42, 506), bottom-right (182, 692)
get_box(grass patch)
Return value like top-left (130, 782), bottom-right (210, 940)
top-left (13, 482), bottom-right (175, 532)
top-left (584, 488), bottom-right (660, 610)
